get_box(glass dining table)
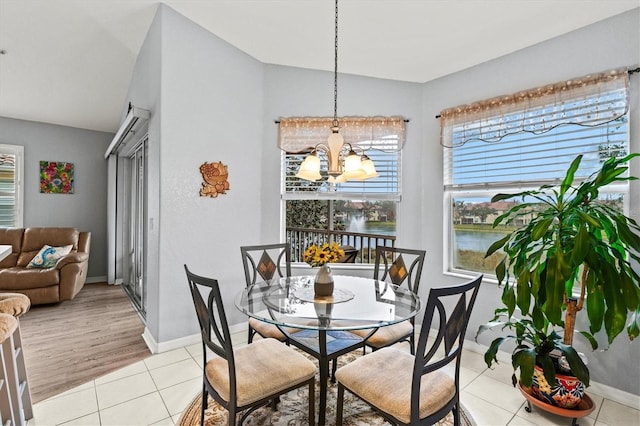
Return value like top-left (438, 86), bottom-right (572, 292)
top-left (235, 274), bottom-right (421, 425)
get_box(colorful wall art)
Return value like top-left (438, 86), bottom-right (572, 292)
top-left (40, 161), bottom-right (74, 194)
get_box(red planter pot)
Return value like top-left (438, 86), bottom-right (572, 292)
top-left (531, 365), bottom-right (585, 408)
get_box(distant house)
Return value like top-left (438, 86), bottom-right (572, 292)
top-left (346, 202), bottom-right (382, 222)
top-left (457, 200), bottom-right (535, 226)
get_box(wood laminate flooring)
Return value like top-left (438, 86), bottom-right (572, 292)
top-left (19, 282), bottom-right (151, 403)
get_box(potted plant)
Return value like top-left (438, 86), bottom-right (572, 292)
top-left (476, 153), bottom-right (640, 408)
top-left (477, 306), bottom-right (591, 408)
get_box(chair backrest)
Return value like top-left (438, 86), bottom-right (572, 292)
top-left (337, 245), bottom-right (358, 263)
top-left (410, 275), bottom-right (483, 424)
top-left (184, 265), bottom-right (238, 394)
top-left (240, 243), bottom-right (291, 286)
top-left (374, 246), bottom-right (426, 294)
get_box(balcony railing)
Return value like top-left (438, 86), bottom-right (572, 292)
top-left (286, 227), bottom-right (396, 264)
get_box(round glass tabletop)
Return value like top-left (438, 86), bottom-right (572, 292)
top-left (235, 275), bottom-right (421, 331)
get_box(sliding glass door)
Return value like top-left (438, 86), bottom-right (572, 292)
top-left (121, 137), bottom-right (147, 318)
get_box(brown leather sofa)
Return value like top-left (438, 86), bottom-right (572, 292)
top-left (0, 227), bottom-right (91, 305)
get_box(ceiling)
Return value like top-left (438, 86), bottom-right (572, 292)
top-left (0, 1), bottom-right (638, 134)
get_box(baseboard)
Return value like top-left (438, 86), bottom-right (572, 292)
top-left (588, 381), bottom-right (640, 410)
top-left (464, 339), bottom-right (640, 409)
top-left (142, 328), bottom-right (200, 354)
top-left (464, 339), bottom-right (512, 363)
top-left (227, 322), bottom-right (247, 335)
top-left (85, 276), bottom-right (121, 284)
top-left (142, 322), bottom-right (247, 354)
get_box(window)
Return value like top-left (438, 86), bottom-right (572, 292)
top-left (0, 144), bottom-right (24, 228)
top-left (441, 68), bottom-right (631, 276)
top-left (279, 117), bottom-right (404, 263)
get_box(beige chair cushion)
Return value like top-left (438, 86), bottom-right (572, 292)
top-left (335, 347), bottom-right (455, 424)
top-left (351, 320), bottom-right (413, 348)
top-left (0, 313), bottom-right (17, 343)
top-left (248, 317), bottom-right (300, 341)
top-left (205, 338), bottom-right (316, 406)
top-left (0, 293), bottom-right (31, 317)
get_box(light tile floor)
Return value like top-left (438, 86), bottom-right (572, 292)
top-left (27, 330), bottom-right (640, 426)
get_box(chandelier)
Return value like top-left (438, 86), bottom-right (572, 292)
top-left (295, 0), bottom-right (378, 183)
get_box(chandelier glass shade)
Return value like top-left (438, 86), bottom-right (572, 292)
top-left (294, 0), bottom-right (378, 183)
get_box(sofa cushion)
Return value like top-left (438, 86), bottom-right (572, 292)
top-left (17, 228), bottom-right (79, 267)
top-left (27, 245), bottom-right (73, 269)
top-left (0, 228), bottom-right (25, 268)
top-left (0, 267), bottom-right (60, 290)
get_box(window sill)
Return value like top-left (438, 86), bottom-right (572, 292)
top-left (444, 269), bottom-right (499, 285)
top-left (292, 262), bottom-right (375, 279)
top-left (293, 262), bottom-right (374, 271)
top-left (445, 269), bottom-right (584, 299)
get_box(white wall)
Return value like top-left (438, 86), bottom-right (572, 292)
top-left (261, 66), bottom-right (424, 247)
top-left (125, 4), bottom-right (639, 395)
top-left (260, 10), bottom-right (640, 395)
top-left (420, 8), bottom-right (640, 395)
top-left (158, 5), bottom-right (264, 342)
top-left (261, 66), bottom-right (426, 286)
top-left (122, 4), bottom-right (266, 345)
top-left (0, 116), bottom-right (111, 279)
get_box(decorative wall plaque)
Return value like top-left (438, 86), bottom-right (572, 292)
top-left (199, 161), bottom-right (229, 197)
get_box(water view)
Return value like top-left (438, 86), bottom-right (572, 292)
top-left (454, 229), bottom-right (508, 252)
top-left (345, 216), bottom-right (395, 237)
top-left (452, 227), bottom-right (510, 274)
top-left (346, 217), bottom-right (507, 252)
top-left (333, 218), bottom-right (507, 273)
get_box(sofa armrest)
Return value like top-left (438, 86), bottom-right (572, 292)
top-left (56, 252), bottom-right (89, 269)
top-left (58, 251), bottom-right (90, 301)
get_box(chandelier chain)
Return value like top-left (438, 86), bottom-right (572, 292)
top-left (333, 0), bottom-right (339, 127)
top-left (294, 0), bottom-right (379, 182)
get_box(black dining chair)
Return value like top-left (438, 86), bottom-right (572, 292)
top-left (184, 265), bottom-right (316, 425)
top-left (240, 243), bottom-right (300, 344)
top-left (242, 243), bottom-right (348, 371)
top-left (335, 274), bottom-right (483, 425)
top-left (337, 245), bottom-right (358, 263)
top-left (352, 245), bottom-right (426, 354)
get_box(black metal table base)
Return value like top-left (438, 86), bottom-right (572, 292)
top-left (288, 329), bottom-right (364, 426)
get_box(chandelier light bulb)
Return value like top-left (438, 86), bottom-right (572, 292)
top-left (342, 149), bottom-right (366, 180)
top-left (295, 152), bottom-right (322, 181)
top-left (360, 155), bottom-right (379, 179)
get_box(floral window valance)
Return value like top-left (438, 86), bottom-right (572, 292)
top-left (440, 68), bottom-right (630, 148)
top-left (278, 116), bottom-right (406, 153)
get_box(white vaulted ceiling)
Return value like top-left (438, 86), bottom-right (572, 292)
top-left (0, 0), bottom-right (638, 133)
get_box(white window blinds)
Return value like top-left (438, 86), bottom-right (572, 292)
top-left (280, 116), bottom-right (404, 200)
top-left (442, 68), bottom-right (630, 190)
top-left (0, 145), bottom-right (23, 228)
